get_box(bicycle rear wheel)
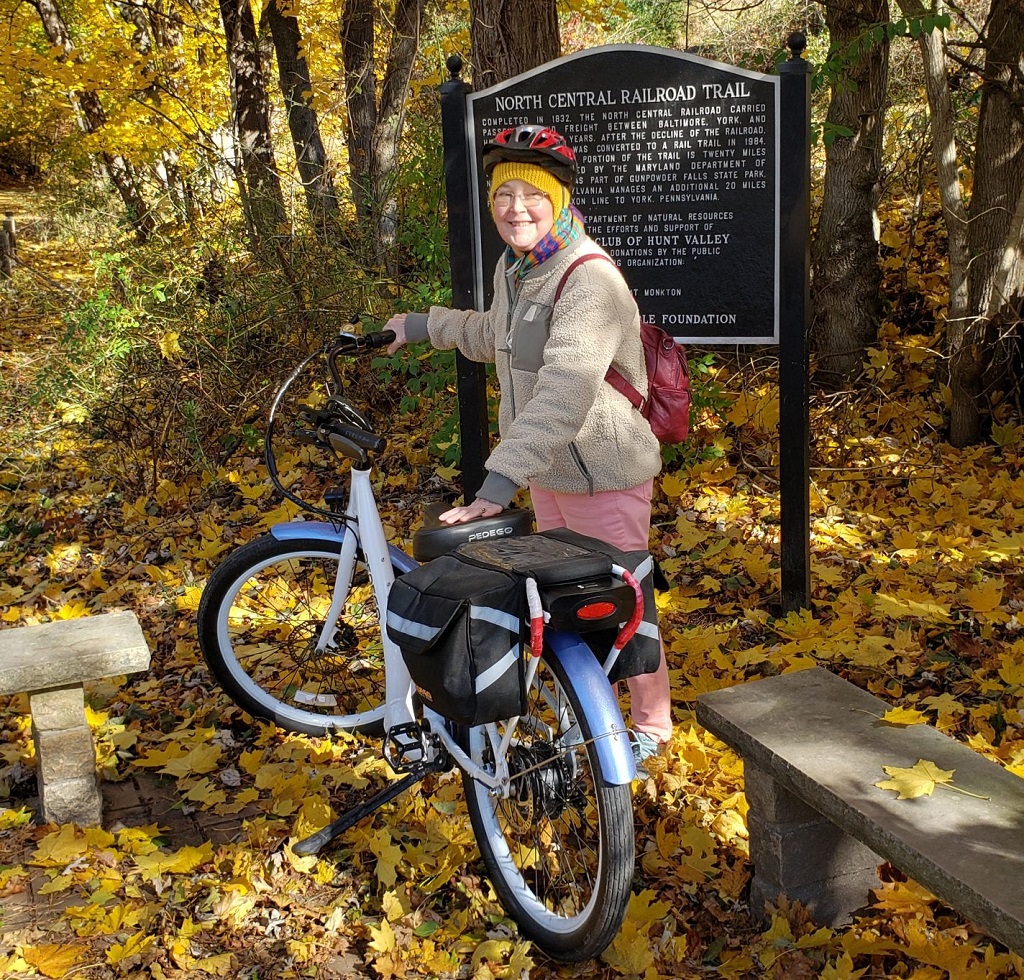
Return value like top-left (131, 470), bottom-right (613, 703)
top-left (197, 533), bottom-right (395, 735)
top-left (460, 652), bottom-right (634, 961)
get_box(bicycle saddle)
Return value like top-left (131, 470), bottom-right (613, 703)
top-left (411, 505), bottom-right (534, 561)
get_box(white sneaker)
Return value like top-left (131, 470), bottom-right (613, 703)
top-left (629, 730), bottom-right (662, 766)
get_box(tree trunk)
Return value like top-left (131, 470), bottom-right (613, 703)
top-left (30, 0), bottom-right (155, 241)
top-left (810, 0), bottom-right (890, 388)
top-left (217, 0), bottom-right (286, 245)
top-left (372, 0), bottom-right (424, 264)
top-left (117, 0), bottom-right (198, 224)
top-left (954, 0), bottom-right (1024, 445)
top-left (469, 0), bottom-right (560, 88)
top-left (265, 0), bottom-right (339, 232)
top-left (340, 0), bottom-right (427, 267)
top-left (341, 0), bottom-right (376, 227)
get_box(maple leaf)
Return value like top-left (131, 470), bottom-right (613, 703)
top-left (106, 930), bottom-right (155, 967)
top-left (997, 650), bottom-right (1024, 687)
top-left (880, 706), bottom-right (929, 726)
top-left (19, 943), bottom-right (88, 978)
top-left (29, 824), bottom-right (87, 867)
top-left (160, 741), bottom-right (222, 777)
top-left (367, 917), bottom-right (397, 953)
top-left (133, 841), bottom-right (213, 877)
top-left (820, 951), bottom-right (868, 980)
top-left (874, 759), bottom-right (955, 799)
top-left (194, 952), bottom-right (236, 975)
top-left (963, 577), bottom-right (1004, 614)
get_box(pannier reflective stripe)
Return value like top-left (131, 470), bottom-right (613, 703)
top-left (386, 605), bottom-right (521, 643)
top-left (469, 605), bottom-right (521, 634)
top-left (635, 619), bottom-right (661, 641)
top-left (475, 644), bottom-right (522, 694)
top-left (385, 610), bottom-right (443, 643)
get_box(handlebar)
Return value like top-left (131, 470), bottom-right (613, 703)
top-left (328, 330), bottom-right (396, 389)
top-left (266, 320), bottom-right (396, 520)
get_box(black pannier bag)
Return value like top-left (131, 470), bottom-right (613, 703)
top-left (385, 530), bottom-right (662, 726)
top-left (385, 551), bottom-right (528, 726)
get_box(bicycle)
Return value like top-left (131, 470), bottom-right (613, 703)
top-left (197, 328), bottom-right (648, 961)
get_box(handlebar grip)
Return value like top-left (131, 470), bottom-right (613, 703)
top-left (293, 427), bottom-right (319, 446)
top-left (325, 421), bottom-right (385, 453)
top-left (328, 329), bottom-right (396, 356)
top-left (363, 329), bottom-right (396, 349)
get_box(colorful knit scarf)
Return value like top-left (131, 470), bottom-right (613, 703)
top-left (506, 205), bottom-right (586, 285)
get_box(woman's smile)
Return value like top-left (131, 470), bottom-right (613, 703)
top-left (492, 179), bottom-right (555, 256)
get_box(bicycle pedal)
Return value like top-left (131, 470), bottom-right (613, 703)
top-left (384, 723), bottom-right (431, 772)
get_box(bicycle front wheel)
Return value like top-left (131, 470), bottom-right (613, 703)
top-left (461, 653), bottom-right (634, 961)
top-left (197, 533), bottom-right (395, 735)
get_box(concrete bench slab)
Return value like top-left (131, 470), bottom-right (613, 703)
top-left (0, 610), bottom-right (151, 696)
top-left (0, 610), bottom-right (151, 826)
top-left (696, 667), bottom-right (1024, 955)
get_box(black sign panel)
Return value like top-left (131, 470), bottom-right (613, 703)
top-left (467, 45), bottom-right (779, 345)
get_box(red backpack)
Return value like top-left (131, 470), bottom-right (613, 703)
top-left (554, 254), bottom-right (691, 444)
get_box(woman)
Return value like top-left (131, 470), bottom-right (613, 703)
top-left (385, 124), bottom-right (671, 759)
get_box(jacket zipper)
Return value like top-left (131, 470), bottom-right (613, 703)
top-left (502, 263), bottom-right (523, 418)
top-left (569, 442), bottom-right (595, 496)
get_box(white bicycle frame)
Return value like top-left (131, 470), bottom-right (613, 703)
top-left (272, 464), bottom-right (637, 793)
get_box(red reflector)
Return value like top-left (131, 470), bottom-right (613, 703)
top-left (577, 601), bottom-right (617, 620)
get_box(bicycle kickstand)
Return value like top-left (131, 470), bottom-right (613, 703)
top-left (291, 725), bottom-right (450, 857)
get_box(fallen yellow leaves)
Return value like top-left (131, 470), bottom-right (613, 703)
top-left (601, 890), bottom-right (672, 973)
top-left (133, 841), bottom-right (213, 878)
top-left (3, 204), bottom-right (1024, 980)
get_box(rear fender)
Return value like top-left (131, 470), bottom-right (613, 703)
top-left (544, 630), bottom-right (635, 785)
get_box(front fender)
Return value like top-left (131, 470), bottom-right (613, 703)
top-left (270, 520), bottom-right (418, 574)
top-left (545, 630), bottom-right (636, 785)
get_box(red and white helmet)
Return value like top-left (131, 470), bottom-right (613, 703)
top-left (482, 124), bottom-right (577, 185)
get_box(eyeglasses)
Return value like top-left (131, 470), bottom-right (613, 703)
top-left (493, 190), bottom-right (548, 209)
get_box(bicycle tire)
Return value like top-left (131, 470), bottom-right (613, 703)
top-left (197, 533), bottom-right (396, 735)
top-left (460, 652), bottom-right (634, 961)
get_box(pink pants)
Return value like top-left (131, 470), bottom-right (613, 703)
top-left (529, 481), bottom-right (673, 744)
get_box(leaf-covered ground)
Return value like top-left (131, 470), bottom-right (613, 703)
top-left (2, 188), bottom-right (1024, 979)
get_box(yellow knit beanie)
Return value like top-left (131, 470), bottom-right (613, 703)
top-left (490, 161), bottom-right (569, 214)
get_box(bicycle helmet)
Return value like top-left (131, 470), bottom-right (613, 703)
top-left (482, 124), bottom-right (577, 185)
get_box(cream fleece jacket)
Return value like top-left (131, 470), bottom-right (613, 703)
top-left (405, 236), bottom-right (662, 506)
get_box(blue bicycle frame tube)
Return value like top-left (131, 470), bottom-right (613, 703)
top-left (270, 521), bottom-right (418, 574)
top-left (544, 630), bottom-right (636, 785)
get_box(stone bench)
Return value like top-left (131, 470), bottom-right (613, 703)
top-left (696, 667), bottom-right (1024, 955)
top-left (0, 611), bottom-right (151, 826)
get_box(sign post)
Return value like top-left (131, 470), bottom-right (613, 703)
top-left (778, 34), bottom-right (813, 612)
top-left (440, 55), bottom-right (488, 500)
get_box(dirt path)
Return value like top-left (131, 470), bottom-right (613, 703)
top-left (0, 185), bottom-right (84, 446)
top-left (0, 185), bottom-right (49, 224)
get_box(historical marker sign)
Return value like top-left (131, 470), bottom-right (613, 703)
top-left (466, 45), bottom-right (780, 345)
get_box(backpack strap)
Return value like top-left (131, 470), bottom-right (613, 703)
top-left (553, 253), bottom-right (645, 411)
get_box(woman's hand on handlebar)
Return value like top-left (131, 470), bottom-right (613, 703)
top-left (438, 498), bottom-right (503, 525)
top-left (385, 314), bottom-right (408, 354)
